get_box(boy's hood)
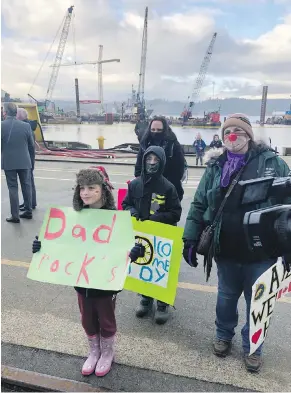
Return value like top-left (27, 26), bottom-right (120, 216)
top-left (141, 146), bottom-right (166, 178)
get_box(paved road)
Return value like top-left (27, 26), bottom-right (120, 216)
top-left (1, 161), bottom-right (291, 392)
top-left (35, 153), bottom-right (291, 168)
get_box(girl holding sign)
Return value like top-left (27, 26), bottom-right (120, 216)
top-left (32, 167), bottom-right (142, 377)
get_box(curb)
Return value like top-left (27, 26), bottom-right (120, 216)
top-left (1, 365), bottom-right (111, 392)
top-left (35, 157), bottom-right (207, 169)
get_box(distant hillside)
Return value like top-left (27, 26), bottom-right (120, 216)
top-left (54, 98), bottom-right (291, 117)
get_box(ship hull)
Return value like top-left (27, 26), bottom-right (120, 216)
top-left (171, 122), bottom-right (221, 129)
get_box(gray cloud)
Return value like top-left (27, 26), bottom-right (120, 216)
top-left (1, 0), bottom-right (291, 101)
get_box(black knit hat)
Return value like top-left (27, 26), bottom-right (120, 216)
top-left (73, 168), bottom-right (116, 211)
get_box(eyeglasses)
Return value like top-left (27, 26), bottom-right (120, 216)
top-left (224, 128), bottom-right (246, 135)
top-left (151, 128), bottom-right (163, 132)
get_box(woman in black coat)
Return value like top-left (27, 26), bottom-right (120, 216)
top-left (134, 116), bottom-right (185, 200)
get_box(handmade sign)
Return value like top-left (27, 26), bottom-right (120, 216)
top-left (249, 259), bottom-right (291, 355)
top-left (124, 218), bottom-right (183, 305)
top-left (27, 207), bottom-right (135, 291)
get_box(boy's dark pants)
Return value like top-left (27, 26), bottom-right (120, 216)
top-left (141, 295), bottom-right (168, 307)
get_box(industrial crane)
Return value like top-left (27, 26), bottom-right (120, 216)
top-left (135, 6), bottom-right (148, 120)
top-left (182, 32), bottom-right (217, 123)
top-left (45, 5), bottom-right (74, 109)
top-left (54, 45), bottom-right (120, 114)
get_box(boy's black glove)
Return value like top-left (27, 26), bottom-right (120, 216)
top-left (131, 210), bottom-right (139, 219)
top-left (149, 213), bottom-right (163, 222)
top-left (183, 241), bottom-right (198, 267)
top-left (32, 236), bottom-right (41, 254)
top-left (131, 211), bottom-right (147, 221)
top-left (136, 217), bottom-right (148, 221)
top-left (129, 243), bottom-right (146, 262)
top-left (135, 215), bottom-right (148, 222)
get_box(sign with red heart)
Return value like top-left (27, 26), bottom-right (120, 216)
top-left (249, 259), bottom-right (291, 355)
top-left (251, 329), bottom-right (262, 344)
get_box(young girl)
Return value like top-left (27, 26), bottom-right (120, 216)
top-left (32, 167), bottom-right (136, 377)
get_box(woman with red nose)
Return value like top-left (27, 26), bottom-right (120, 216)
top-left (182, 113), bottom-right (290, 373)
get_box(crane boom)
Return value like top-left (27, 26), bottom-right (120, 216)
top-left (183, 32), bottom-right (217, 121)
top-left (137, 6), bottom-right (148, 110)
top-left (50, 59), bottom-right (120, 67)
top-left (45, 5), bottom-right (74, 107)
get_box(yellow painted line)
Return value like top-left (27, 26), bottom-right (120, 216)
top-left (2, 259), bottom-right (30, 268)
top-left (2, 259), bottom-right (290, 304)
top-left (178, 281), bottom-right (217, 293)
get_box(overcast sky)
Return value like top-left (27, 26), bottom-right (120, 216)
top-left (2, 0), bottom-right (291, 103)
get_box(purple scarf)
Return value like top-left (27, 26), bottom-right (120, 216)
top-left (221, 150), bottom-right (245, 187)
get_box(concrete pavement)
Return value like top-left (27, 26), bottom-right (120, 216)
top-left (1, 161), bottom-right (291, 392)
top-left (35, 152), bottom-right (291, 168)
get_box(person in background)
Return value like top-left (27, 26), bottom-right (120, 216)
top-left (183, 113), bottom-right (291, 373)
top-left (123, 146), bottom-right (182, 324)
top-left (193, 133), bottom-right (206, 165)
top-left (1, 102), bottom-right (34, 223)
top-left (16, 108), bottom-right (37, 210)
top-left (134, 113), bottom-right (149, 143)
top-left (209, 134), bottom-right (223, 149)
top-left (32, 167), bottom-right (140, 377)
top-left (134, 116), bottom-right (185, 201)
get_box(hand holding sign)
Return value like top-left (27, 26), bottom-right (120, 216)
top-left (129, 243), bottom-right (146, 262)
top-left (27, 207), bottom-right (135, 291)
top-left (124, 218), bottom-right (183, 305)
top-left (32, 236), bottom-right (41, 253)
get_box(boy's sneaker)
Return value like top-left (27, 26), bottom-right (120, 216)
top-left (244, 353), bottom-right (262, 373)
top-left (213, 339), bottom-right (232, 357)
top-left (136, 296), bottom-right (153, 318)
top-left (154, 301), bottom-right (169, 325)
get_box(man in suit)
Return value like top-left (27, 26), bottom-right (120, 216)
top-left (1, 103), bottom-right (35, 223)
top-left (16, 107), bottom-right (37, 210)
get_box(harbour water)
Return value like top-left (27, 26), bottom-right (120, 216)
top-left (42, 121), bottom-right (291, 152)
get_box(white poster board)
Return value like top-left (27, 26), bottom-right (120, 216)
top-left (249, 259), bottom-right (291, 355)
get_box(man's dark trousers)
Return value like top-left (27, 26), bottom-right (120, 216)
top-left (5, 169), bottom-right (32, 219)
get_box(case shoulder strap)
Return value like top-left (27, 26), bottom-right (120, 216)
top-left (211, 165), bottom-right (245, 228)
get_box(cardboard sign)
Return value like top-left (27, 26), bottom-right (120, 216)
top-left (27, 207), bottom-right (135, 291)
top-left (249, 259), bottom-right (291, 355)
top-left (124, 218), bottom-right (183, 305)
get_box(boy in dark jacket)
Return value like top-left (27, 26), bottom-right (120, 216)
top-left (122, 146), bottom-right (182, 324)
